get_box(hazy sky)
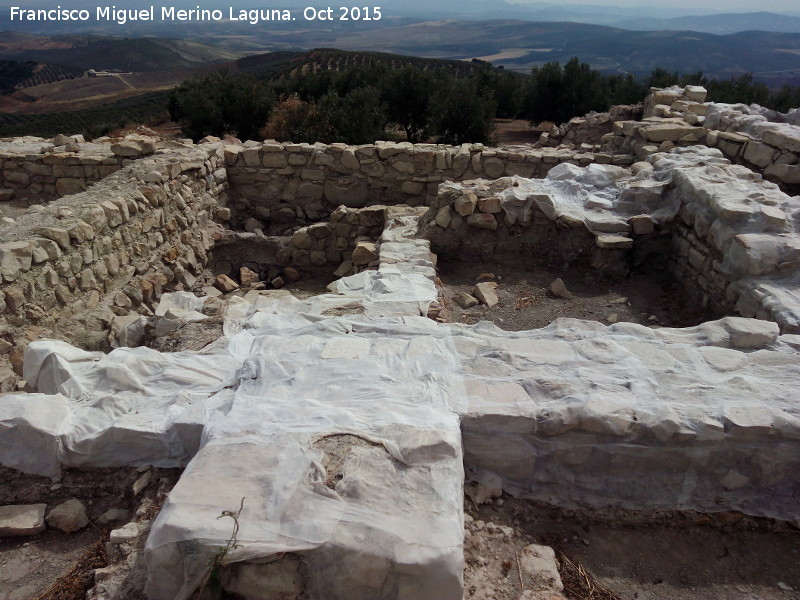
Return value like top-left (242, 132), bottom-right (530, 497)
top-left (510, 0), bottom-right (799, 11)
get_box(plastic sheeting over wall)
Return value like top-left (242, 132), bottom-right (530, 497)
top-left (1, 180), bottom-right (800, 599)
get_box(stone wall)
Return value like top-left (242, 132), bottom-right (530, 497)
top-left (0, 139), bottom-right (228, 389)
top-left (419, 179), bottom-right (627, 275)
top-left (417, 146), bottom-right (800, 334)
top-left (210, 204), bottom-right (388, 282)
top-left (0, 135), bottom-right (169, 204)
top-left (601, 86), bottom-right (800, 190)
top-left (538, 104), bottom-right (642, 149)
top-left (224, 140), bottom-right (636, 232)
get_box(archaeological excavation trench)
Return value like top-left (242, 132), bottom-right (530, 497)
top-left (0, 86), bottom-right (799, 600)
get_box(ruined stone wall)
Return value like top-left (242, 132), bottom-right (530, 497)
top-left (419, 179), bottom-right (625, 274)
top-left (0, 140), bottom-right (227, 388)
top-left (211, 204), bottom-right (387, 281)
top-left (224, 141), bottom-right (636, 231)
top-left (0, 138), bottom-right (126, 203)
top-left (602, 86), bottom-right (800, 190)
top-left (538, 104), bottom-right (642, 149)
top-left (668, 207), bottom-right (733, 317)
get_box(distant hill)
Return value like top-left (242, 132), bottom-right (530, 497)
top-left (1, 21), bottom-right (799, 86)
top-left (231, 48), bottom-right (511, 80)
top-left (319, 20), bottom-right (800, 85)
top-left (0, 34), bottom-right (246, 71)
top-left (615, 11), bottom-right (800, 34)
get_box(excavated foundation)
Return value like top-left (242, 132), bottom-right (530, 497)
top-left (1, 85), bottom-right (800, 600)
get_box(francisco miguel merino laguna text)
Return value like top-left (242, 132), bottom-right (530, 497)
top-left (9, 5), bottom-right (383, 24)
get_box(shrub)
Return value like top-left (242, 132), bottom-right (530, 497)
top-left (168, 71), bottom-right (275, 141)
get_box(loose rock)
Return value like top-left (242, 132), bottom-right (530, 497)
top-left (46, 499), bottom-right (89, 533)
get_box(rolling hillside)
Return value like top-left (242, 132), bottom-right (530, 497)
top-left (321, 20), bottom-right (800, 85)
top-left (0, 34), bottom-right (247, 71)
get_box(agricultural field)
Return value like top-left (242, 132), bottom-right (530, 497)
top-left (0, 91), bottom-right (169, 138)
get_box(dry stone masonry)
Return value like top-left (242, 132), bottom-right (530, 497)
top-left (591, 85), bottom-right (800, 191)
top-left (0, 85), bottom-right (800, 600)
top-left (224, 139), bottom-right (637, 232)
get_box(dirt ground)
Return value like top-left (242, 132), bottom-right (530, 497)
top-left (0, 466), bottom-right (180, 600)
top-left (466, 495), bottom-right (800, 600)
top-left (437, 259), bottom-right (711, 332)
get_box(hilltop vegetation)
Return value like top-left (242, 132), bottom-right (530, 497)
top-left (169, 51), bottom-right (800, 144)
top-left (2, 47), bottom-right (800, 142)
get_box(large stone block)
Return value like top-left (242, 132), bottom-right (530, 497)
top-left (323, 178), bottom-right (368, 208)
top-left (0, 504), bottom-right (46, 536)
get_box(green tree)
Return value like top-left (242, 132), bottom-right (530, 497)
top-left (168, 71), bottom-right (275, 141)
top-left (772, 85), bottom-right (800, 113)
top-left (706, 73), bottom-right (770, 106)
top-left (384, 65), bottom-right (437, 142)
top-left (428, 76), bottom-right (496, 145)
top-left (523, 58), bottom-right (609, 124)
top-left (317, 86), bottom-right (388, 144)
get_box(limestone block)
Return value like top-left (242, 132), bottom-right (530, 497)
top-left (595, 235), bottom-right (632, 249)
top-left (55, 178), bottom-right (86, 196)
top-left (401, 180), bottom-right (425, 195)
top-left (224, 145), bottom-right (240, 166)
top-left (549, 278), bottom-right (571, 299)
top-left (518, 544), bottom-right (563, 593)
top-left (723, 317), bottom-right (779, 349)
top-left (452, 292), bottom-right (478, 309)
top-left (239, 267), bottom-right (260, 286)
top-left (466, 213), bottom-right (497, 230)
top-left (99, 200), bottom-right (124, 227)
top-left (629, 215), bottom-right (654, 234)
top-left (262, 153), bottom-right (288, 168)
top-left (291, 229), bottom-right (313, 250)
top-left (765, 163), bottom-right (800, 184)
top-left (111, 141), bottom-right (142, 157)
top-left (687, 103), bottom-right (709, 116)
top-left (109, 522), bottom-right (142, 544)
top-left (242, 147), bottom-right (261, 167)
top-left (0, 504), bottom-right (46, 536)
top-left (473, 282), bottom-right (498, 307)
top-left (5, 170), bottom-right (29, 185)
top-left (352, 241), bottom-right (378, 266)
top-left (4, 287), bottom-right (24, 312)
top-left (334, 260), bottom-right (353, 277)
top-left (454, 191), bottom-right (478, 216)
top-left (434, 206), bottom-right (453, 229)
top-left (684, 85), bottom-right (707, 102)
top-left (484, 157), bottom-right (505, 178)
top-left (80, 206), bottom-right (108, 233)
top-left (65, 220), bottom-right (95, 243)
top-left (323, 178), bottom-right (368, 208)
top-left (341, 150), bottom-right (360, 170)
top-left (452, 150), bottom-right (471, 174)
top-left (477, 196), bottom-right (502, 214)
top-left (46, 499), bottom-right (89, 533)
top-left (641, 123), bottom-right (702, 143)
top-left (743, 141), bottom-right (777, 168)
top-left (392, 160), bottom-right (415, 175)
top-left (215, 274), bottom-right (239, 293)
top-left (762, 127), bottom-right (800, 153)
top-left (0, 241), bottom-right (33, 271)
